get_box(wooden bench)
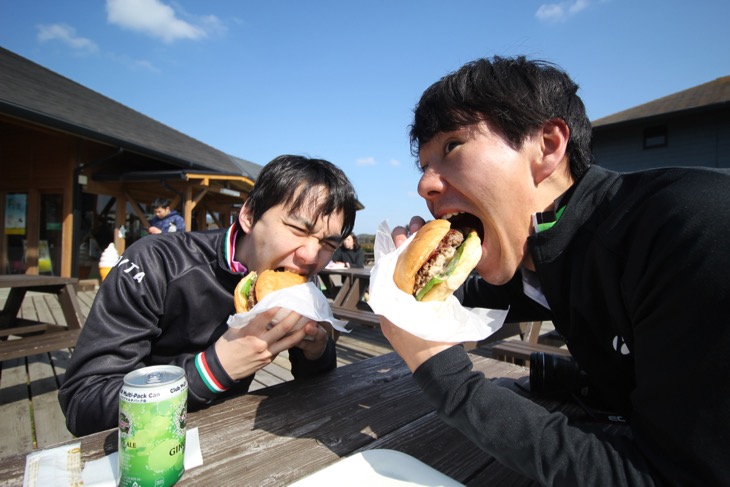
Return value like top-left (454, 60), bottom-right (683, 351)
top-left (0, 328), bottom-right (82, 362)
top-left (330, 305), bottom-right (380, 328)
top-left (492, 339), bottom-right (571, 364)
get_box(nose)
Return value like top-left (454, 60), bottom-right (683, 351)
top-left (294, 238), bottom-right (320, 268)
top-left (418, 169), bottom-right (445, 201)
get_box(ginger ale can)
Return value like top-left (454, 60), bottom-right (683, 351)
top-left (118, 365), bottom-right (187, 487)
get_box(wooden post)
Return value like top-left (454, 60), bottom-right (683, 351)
top-left (61, 170), bottom-right (74, 277)
top-left (25, 189), bottom-right (40, 275)
top-left (184, 185), bottom-right (193, 231)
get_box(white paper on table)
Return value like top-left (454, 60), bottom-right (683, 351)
top-left (24, 428), bottom-right (203, 487)
top-left (23, 443), bottom-right (82, 487)
top-left (290, 449), bottom-right (465, 486)
top-left (227, 282), bottom-right (350, 333)
top-left (367, 220), bottom-right (507, 343)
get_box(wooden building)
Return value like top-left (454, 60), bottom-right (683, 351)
top-left (0, 47), bottom-right (261, 279)
top-left (592, 75), bottom-right (730, 172)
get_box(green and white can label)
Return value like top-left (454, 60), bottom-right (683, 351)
top-left (119, 365), bottom-right (187, 487)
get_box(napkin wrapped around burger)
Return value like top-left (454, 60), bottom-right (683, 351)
top-left (367, 220), bottom-right (507, 342)
top-left (227, 269), bottom-right (349, 333)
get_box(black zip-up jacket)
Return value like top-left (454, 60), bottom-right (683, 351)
top-left (59, 227), bottom-right (336, 437)
top-left (417, 165), bottom-right (730, 486)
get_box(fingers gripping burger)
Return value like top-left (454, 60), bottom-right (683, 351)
top-left (234, 269), bottom-right (308, 313)
top-left (394, 219), bottom-right (481, 302)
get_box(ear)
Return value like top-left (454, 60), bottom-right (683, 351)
top-left (533, 119), bottom-right (570, 185)
top-left (239, 200), bottom-right (254, 233)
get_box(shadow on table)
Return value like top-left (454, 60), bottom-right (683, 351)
top-left (248, 353), bottom-right (419, 456)
top-left (243, 354), bottom-right (549, 485)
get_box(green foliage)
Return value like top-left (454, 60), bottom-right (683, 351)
top-left (357, 234), bottom-right (374, 253)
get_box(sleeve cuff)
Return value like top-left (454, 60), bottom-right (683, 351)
top-left (413, 345), bottom-right (470, 391)
top-left (191, 346), bottom-right (236, 396)
top-left (289, 337), bottom-right (337, 377)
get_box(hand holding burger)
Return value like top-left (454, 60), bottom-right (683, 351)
top-left (218, 269), bottom-right (328, 380)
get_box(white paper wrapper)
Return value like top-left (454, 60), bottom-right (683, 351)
top-left (227, 282), bottom-right (350, 333)
top-left (367, 220), bottom-right (507, 343)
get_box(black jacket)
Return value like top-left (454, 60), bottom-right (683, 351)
top-left (59, 227), bottom-right (336, 436)
top-left (332, 247), bottom-right (365, 268)
top-left (419, 165), bottom-right (730, 486)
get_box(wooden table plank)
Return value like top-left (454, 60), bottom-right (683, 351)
top-left (181, 353), bottom-right (424, 485)
top-left (27, 353), bottom-right (74, 449)
top-left (31, 295), bottom-right (55, 325)
top-left (0, 358), bottom-right (35, 459)
top-left (75, 290), bottom-right (96, 316)
top-left (19, 295), bottom-right (36, 322)
top-left (43, 292), bottom-right (67, 326)
top-left (0, 329), bottom-right (81, 362)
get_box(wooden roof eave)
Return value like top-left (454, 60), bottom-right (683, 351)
top-left (89, 169), bottom-right (254, 230)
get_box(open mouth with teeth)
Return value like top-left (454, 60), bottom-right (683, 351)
top-left (441, 212), bottom-right (485, 243)
top-left (274, 267), bottom-right (304, 275)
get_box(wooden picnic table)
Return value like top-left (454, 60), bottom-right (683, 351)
top-left (318, 267), bottom-right (379, 327)
top-left (0, 275), bottom-right (85, 361)
top-left (0, 350), bottom-right (627, 486)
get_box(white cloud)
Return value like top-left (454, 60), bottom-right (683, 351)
top-left (132, 59), bottom-right (161, 73)
top-left (37, 24), bottom-right (98, 53)
top-left (106, 0), bottom-right (218, 44)
top-left (390, 159), bottom-right (401, 167)
top-left (569, 0), bottom-right (591, 14)
top-left (356, 157), bottom-right (376, 166)
top-left (535, 0), bottom-right (594, 23)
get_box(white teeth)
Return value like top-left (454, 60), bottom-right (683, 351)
top-left (441, 212), bottom-right (462, 220)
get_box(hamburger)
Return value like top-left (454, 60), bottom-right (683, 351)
top-left (234, 269), bottom-right (308, 313)
top-left (394, 219), bottom-right (481, 302)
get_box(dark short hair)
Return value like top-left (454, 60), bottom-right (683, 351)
top-left (151, 197), bottom-right (172, 209)
top-left (344, 232), bottom-right (361, 251)
top-left (245, 155), bottom-right (358, 238)
top-left (410, 56), bottom-right (593, 179)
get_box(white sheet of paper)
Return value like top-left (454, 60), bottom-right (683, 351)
top-left (367, 220), bottom-right (507, 342)
top-left (23, 443), bottom-right (82, 487)
top-left (289, 449), bottom-right (465, 486)
top-left (24, 428), bottom-right (203, 487)
top-left (227, 282), bottom-right (350, 333)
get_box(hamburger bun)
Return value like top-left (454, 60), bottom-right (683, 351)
top-left (394, 219), bottom-right (481, 302)
top-left (234, 270), bottom-right (308, 313)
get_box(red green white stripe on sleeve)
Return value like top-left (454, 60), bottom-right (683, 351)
top-left (195, 351), bottom-right (228, 393)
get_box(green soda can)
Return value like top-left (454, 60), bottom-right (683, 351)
top-left (118, 365), bottom-right (187, 487)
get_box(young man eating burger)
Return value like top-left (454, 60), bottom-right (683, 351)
top-left (382, 56), bottom-right (730, 486)
top-left (60, 155), bottom-right (359, 436)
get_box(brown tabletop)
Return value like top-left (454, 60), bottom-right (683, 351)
top-left (0, 275), bottom-right (85, 360)
top-left (0, 351), bottom-right (626, 486)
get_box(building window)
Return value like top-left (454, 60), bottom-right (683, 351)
top-left (643, 125), bottom-right (667, 149)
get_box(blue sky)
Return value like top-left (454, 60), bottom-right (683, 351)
top-left (1, 0), bottom-right (729, 235)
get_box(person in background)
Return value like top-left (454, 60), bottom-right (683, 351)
top-left (330, 232), bottom-right (365, 268)
top-left (59, 155), bottom-right (358, 436)
top-left (148, 197), bottom-right (186, 234)
top-left (381, 56), bottom-right (730, 486)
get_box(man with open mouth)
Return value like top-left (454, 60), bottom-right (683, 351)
top-left (380, 56), bottom-right (730, 486)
